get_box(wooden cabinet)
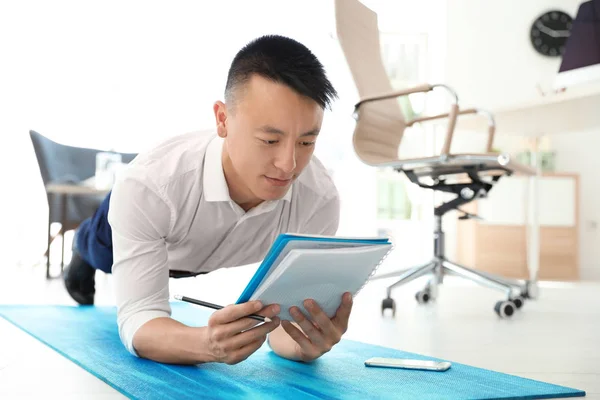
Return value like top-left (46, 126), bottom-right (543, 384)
top-left (457, 173), bottom-right (579, 280)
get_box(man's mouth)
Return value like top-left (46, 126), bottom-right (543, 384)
top-left (265, 176), bottom-right (292, 186)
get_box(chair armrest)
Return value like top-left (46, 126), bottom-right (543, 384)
top-left (354, 83), bottom-right (460, 109)
top-left (354, 83), bottom-right (460, 156)
top-left (407, 108), bottom-right (496, 153)
top-left (354, 84), bottom-right (433, 109)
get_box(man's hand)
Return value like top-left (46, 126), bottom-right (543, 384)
top-left (205, 301), bottom-right (281, 364)
top-left (133, 301), bottom-right (280, 365)
top-left (269, 292), bottom-right (353, 362)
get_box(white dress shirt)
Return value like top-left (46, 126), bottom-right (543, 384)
top-left (107, 130), bottom-right (340, 355)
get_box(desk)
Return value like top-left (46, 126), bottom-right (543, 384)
top-left (458, 173), bottom-right (579, 280)
top-left (454, 84), bottom-right (600, 283)
top-left (456, 83), bottom-right (600, 137)
top-left (44, 179), bottom-right (111, 279)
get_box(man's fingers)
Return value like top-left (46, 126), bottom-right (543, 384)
top-left (222, 304), bottom-right (281, 335)
top-left (223, 317), bottom-right (281, 350)
top-left (226, 336), bottom-right (267, 365)
top-left (303, 299), bottom-right (340, 341)
top-left (256, 304), bottom-right (281, 319)
top-left (331, 292), bottom-right (353, 332)
top-left (289, 306), bottom-right (327, 348)
top-left (209, 301), bottom-right (264, 325)
top-left (281, 320), bottom-right (319, 360)
top-left (281, 320), bottom-right (310, 347)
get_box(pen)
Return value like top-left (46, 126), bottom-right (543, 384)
top-left (173, 295), bottom-right (268, 323)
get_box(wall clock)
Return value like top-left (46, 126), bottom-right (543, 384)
top-left (530, 10), bottom-right (573, 57)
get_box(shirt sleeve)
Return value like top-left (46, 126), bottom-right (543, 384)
top-left (107, 175), bottom-right (173, 356)
top-left (302, 193), bottom-right (340, 236)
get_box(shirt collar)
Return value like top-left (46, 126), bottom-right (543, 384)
top-left (203, 135), bottom-right (292, 203)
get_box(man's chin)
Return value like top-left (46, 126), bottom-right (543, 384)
top-left (261, 189), bottom-right (289, 201)
top-left (258, 185), bottom-right (291, 201)
top-left (258, 176), bottom-right (292, 200)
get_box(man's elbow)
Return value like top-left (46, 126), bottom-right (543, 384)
top-left (117, 309), bottom-right (171, 357)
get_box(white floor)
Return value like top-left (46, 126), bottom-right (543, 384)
top-left (0, 262), bottom-right (599, 399)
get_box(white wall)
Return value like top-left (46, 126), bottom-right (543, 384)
top-left (446, 0), bottom-right (582, 110)
top-left (444, 0), bottom-right (600, 280)
top-left (0, 0), bottom-right (435, 269)
top-left (0, 0), bottom-right (358, 266)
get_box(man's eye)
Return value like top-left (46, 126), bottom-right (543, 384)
top-left (300, 141), bottom-right (316, 147)
top-left (262, 140), bottom-right (279, 145)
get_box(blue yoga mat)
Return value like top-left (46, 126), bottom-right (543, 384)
top-left (0, 304), bottom-right (585, 400)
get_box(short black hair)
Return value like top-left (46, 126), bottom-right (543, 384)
top-left (225, 35), bottom-right (337, 110)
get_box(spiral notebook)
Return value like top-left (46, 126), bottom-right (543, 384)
top-left (236, 233), bottom-right (392, 320)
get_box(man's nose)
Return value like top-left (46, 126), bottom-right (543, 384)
top-left (274, 143), bottom-right (296, 174)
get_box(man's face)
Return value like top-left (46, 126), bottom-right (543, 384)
top-left (215, 75), bottom-right (324, 207)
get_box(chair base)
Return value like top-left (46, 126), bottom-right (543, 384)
top-left (377, 256), bottom-right (538, 319)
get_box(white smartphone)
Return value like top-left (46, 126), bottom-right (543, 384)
top-left (364, 357), bottom-right (451, 372)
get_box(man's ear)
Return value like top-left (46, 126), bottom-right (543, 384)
top-left (213, 101), bottom-right (228, 138)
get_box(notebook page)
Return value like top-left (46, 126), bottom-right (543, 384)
top-left (259, 239), bottom-right (384, 288)
top-left (251, 251), bottom-right (303, 295)
top-left (250, 244), bottom-right (391, 320)
top-left (256, 242), bottom-right (390, 295)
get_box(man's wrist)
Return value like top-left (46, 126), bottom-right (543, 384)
top-left (186, 325), bottom-right (217, 364)
top-left (132, 318), bottom-right (216, 364)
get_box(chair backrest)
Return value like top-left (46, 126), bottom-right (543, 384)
top-left (29, 130), bottom-right (137, 186)
top-left (334, 0), bottom-right (408, 165)
top-left (29, 130), bottom-right (99, 185)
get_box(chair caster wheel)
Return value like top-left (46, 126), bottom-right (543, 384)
top-left (494, 300), bottom-right (516, 318)
top-left (511, 296), bottom-right (525, 309)
top-left (382, 298), bottom-right (396, 316)
top-left (415, 290), bottom-right (431, 304)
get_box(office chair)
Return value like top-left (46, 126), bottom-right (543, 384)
top-left (29, 130), bottom-right (137, 278)
top-left (334, 0), bottom-right (538, 318)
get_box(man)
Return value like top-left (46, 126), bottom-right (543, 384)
top-left (63, 35), bottom-right (351, 365)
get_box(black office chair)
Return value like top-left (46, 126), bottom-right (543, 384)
top-left (29, 130), bottom-right (137, 278)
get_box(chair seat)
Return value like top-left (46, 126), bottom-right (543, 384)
top-left (372, 153), bottom-right (537, 179)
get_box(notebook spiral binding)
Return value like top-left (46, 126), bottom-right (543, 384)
top-left (353, 242), bottom-right (395, 299)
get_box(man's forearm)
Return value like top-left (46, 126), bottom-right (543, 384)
top-left (132, 317), bottom-right (214, 364)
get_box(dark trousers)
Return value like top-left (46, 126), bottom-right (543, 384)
top-left (75, 192), bottom-right (113, 273)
